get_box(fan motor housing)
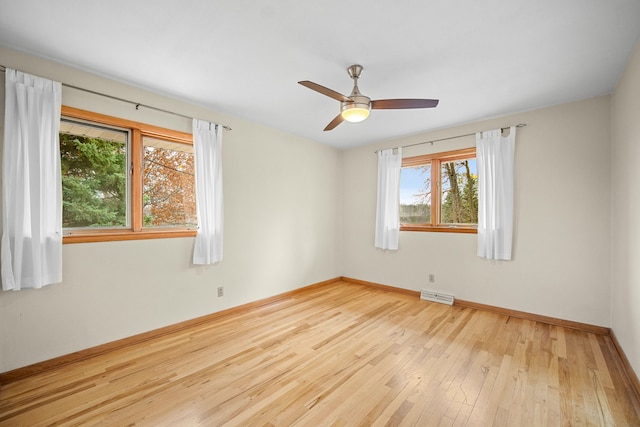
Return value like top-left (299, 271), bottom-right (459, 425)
top-left (341, 95), bottom-right (371, 122)
top-left (341, 95), bottom-right (371, 113)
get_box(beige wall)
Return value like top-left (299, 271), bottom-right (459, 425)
top-left (0, 47), bottom-right (341, 372)
top-left (611, 39), bottom-right (640, 376)
top-left (341, 96), bottom-right (612, 327)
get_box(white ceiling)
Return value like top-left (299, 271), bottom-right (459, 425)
top-left (1, 0), bottom-right (639, 149)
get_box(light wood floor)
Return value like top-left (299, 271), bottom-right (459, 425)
top-left (1, 281), bottom-right (639, 426)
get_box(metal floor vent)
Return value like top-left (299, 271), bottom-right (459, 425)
top-left (420, 290), bottom-right (455, 306)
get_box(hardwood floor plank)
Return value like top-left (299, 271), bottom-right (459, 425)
top-left (1, 280), bottom-right (639, 426)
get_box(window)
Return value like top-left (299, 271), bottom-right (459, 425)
top-left (60, 119), bottom-right (129, 229)
top-left (400, 147), bottom-right (477, 233)
top-left (142, 136), bottom-right (196, 228)
top-left (60, 106), bottom-right (196, 243)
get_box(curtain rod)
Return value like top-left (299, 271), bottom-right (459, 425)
top-left (0, 64), bottom-right (232, 131)
top-left (374, 123), bottom-right (526, 153)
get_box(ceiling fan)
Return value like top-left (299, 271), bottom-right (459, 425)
top-left (299, 64), bottom-right (439, 131)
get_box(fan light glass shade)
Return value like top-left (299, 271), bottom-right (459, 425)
top-left (341, 106), bottom-right (370, 123)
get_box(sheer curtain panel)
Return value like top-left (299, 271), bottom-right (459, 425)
top-left (375, 148), bottom-right (402, 250)
top-left (192, 119), bottom-right (223, 264)
top-left (476, 127), bottom-right (516, 260)
top-left (2, 69), bottom-right (63, 290)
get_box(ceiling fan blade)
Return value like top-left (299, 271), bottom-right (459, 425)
top-left (324, 113), bottom-right (345, 131)
top-left (371, 99), bottom-right (439, 109)
top-left (299, 81), bottom-right (351, 102)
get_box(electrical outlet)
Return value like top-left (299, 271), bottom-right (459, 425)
top-left (217, 286), bottom-right (224, 297)
top-left (429, 274), bottom-right (435, 283)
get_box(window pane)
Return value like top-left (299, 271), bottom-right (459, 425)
top-left (60, 119), bottom-right (128, 228)
top-left (143, 137), bottom-right (196, 228)
top-left (400, 164), bottom-right (431, 224)
top-left (440, 158), bottom-right (478, 225)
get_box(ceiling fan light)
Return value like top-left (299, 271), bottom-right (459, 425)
top-left (341, 104), bottom-right (370, 123)
top-left (341, 108), bottom-right (369, 123)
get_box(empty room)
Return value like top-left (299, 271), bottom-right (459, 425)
top-left (1, 1), bottom-right (639, 425)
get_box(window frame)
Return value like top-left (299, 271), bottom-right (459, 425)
top-left (61, 106), bottom-right (197, 244)
top-left (400, 147), bottom-right (477, 234)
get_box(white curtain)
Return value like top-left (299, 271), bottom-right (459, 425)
top-left (476, 127), bottom-right (516, 260)
top-left (375, 147), bottom-right (402, 250)
top-left (192, 119), bottom-right (223, 264)
top-left (2, 69), bottom-right (63, 290)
